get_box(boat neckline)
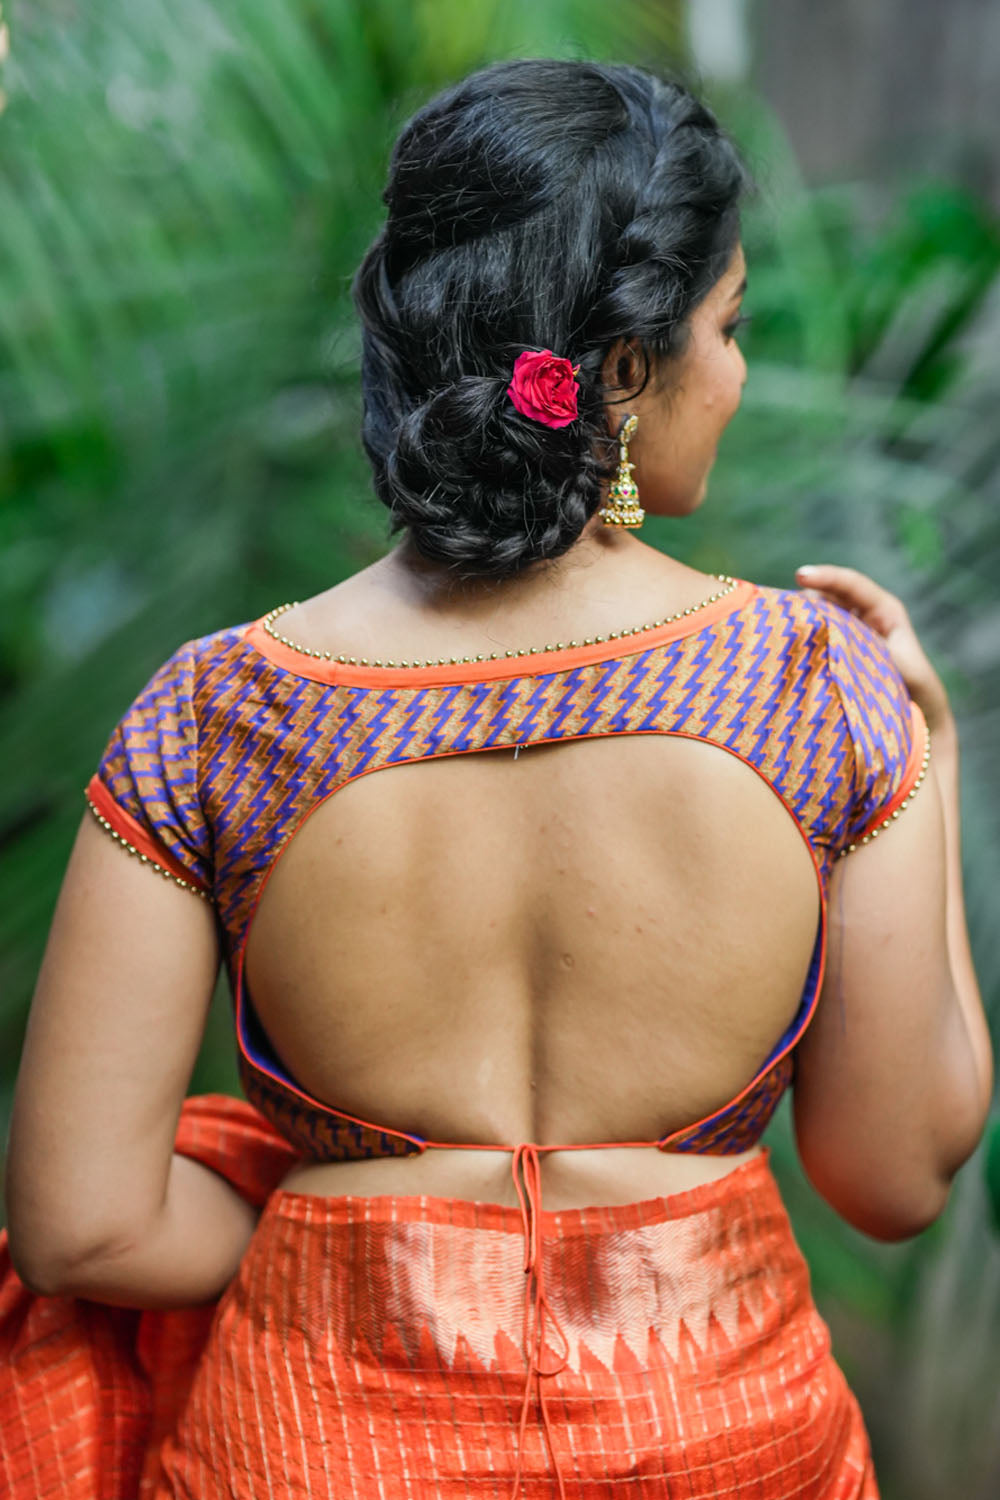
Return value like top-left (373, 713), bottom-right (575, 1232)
top-left (243, 576), bottom-right (758, 688)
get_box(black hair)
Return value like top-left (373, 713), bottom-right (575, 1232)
top-left (352, 58), bottom-right (751, 582)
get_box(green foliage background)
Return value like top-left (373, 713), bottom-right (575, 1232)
top-left (1, 3), bottom-right (999, 1495)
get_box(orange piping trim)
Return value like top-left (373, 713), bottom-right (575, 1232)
top-left (242, 579), bottom-right (757, 688)
top-left (851, 700), bottom-right (930, 845)
top-left (85, 774), bottom-right (210, 895)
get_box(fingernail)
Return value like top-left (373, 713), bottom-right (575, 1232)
top-left (796, 565), bottom-right (817, 576)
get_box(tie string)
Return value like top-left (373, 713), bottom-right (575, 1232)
top-left (510, 1142), bottom-right (570, 1500)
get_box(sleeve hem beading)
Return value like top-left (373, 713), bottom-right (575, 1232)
top-left (836, 700), bottom-right (931, 858)
top-left (85, 774), bottom-right (212, 900)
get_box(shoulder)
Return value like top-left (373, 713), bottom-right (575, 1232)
top-left (162, 619), bottom-right (258, 688)
top-left (85, 619), bottom-right (260, 896)
top-left (746, 578), bottom-right (916, 726)
top-left (115, 619), bottom-right (262, 727)
top-left (751, 583), bottom-right (927, 849)
top-left (735, 579), bottom-right (928, 858)
top-left (746, 580), bottom-right (839, 640)
top-left (745, 580), bottom-right (903, 681)
top-left (93, 616), bottom-right (260, 791)
top-left (737, 580), bottom-right (843, 677)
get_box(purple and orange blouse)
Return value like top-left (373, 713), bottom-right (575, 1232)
top-left (85, 576), bottom-right (930, 1166)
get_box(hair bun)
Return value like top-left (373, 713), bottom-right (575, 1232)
top-left (382, 373), bottom-right (601, 578)
top-left (352, 59), bottom-right (750, 581)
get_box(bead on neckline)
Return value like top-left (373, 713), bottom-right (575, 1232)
top-left (260, 574), bottom-right (738, 669)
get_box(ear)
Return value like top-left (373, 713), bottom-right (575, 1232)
top-left (599, 338), bottom-right (647, 439)
top-left (600, 338), bottom-right (646, 401)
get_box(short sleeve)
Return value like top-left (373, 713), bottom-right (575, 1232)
top-left (84, 639), bottom-right (213, 900)
top-left (820, 598), bottom-right (931, 856)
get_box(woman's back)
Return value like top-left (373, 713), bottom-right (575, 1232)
top-left (246, 559), bottom-right (822, 1194)
top-left (250, 719), bottom-right (817, 1146)
top-left (72, 538), bottom-right (938, 1222)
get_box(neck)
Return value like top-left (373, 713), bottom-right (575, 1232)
top-left (385, 518), bottom-right (640, 617)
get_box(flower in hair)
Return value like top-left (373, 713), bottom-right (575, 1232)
top-left (506, 349), bottom-right (580, 428)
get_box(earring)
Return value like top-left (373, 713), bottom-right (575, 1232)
top-left (598, 414), bottom-right (644, 528)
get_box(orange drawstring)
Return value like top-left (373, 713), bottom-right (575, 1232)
top-left (416, 1133), bottom-right (661, 1495)
top-left (509, 1144), bottom-right (570, 1500)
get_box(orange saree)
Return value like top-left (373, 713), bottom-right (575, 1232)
top-left (0, 1093), bottom-right (877, 1499)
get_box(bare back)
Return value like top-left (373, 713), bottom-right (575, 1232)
top-left (249, 555), bottom-right (824, 1207)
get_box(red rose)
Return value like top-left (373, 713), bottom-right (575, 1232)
top-left (506, 349), bottom-right (580, 428)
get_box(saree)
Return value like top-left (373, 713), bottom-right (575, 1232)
top-left (0, 1094), bottom-right (877, 1499)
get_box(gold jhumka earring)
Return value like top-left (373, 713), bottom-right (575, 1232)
top-left (598, 413), bottom-right (644, 528)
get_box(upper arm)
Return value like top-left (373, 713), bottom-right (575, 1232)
top-left (5, 644), bottom-right (220, 1284)
top-left (792, 767), bottom-right (961, 1238)
top-left (792, 603), bottom-right (975, 1238)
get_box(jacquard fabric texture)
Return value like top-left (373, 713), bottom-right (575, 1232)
top-left (86, 580), bottom-right (928, 1163)
top-left (0, 1096), bottom-right (300, 1500)
top-left (154, 1147), bottom-right (878, 1500)
top-left (0, 1098), bottom-right (878, 1500)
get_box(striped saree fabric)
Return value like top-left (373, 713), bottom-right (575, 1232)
top-left (1, 1094), bottom-right (878, 1499)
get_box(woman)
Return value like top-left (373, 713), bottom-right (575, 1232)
top-left (2, 58), bottom-right (991, 1500)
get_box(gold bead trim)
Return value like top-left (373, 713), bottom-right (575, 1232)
top-left (260, 575), bottom-right (739, 669)
top-left (837, 733), bottom-right (932, 858)
top-left (86, 796), bottom-right (211, 900)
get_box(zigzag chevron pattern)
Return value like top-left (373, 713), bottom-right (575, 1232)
top-left (92, 584), bottom-right (925, 1165)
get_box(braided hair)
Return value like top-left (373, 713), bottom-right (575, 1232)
top-left (352, 59), bottom-right (751, 582)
